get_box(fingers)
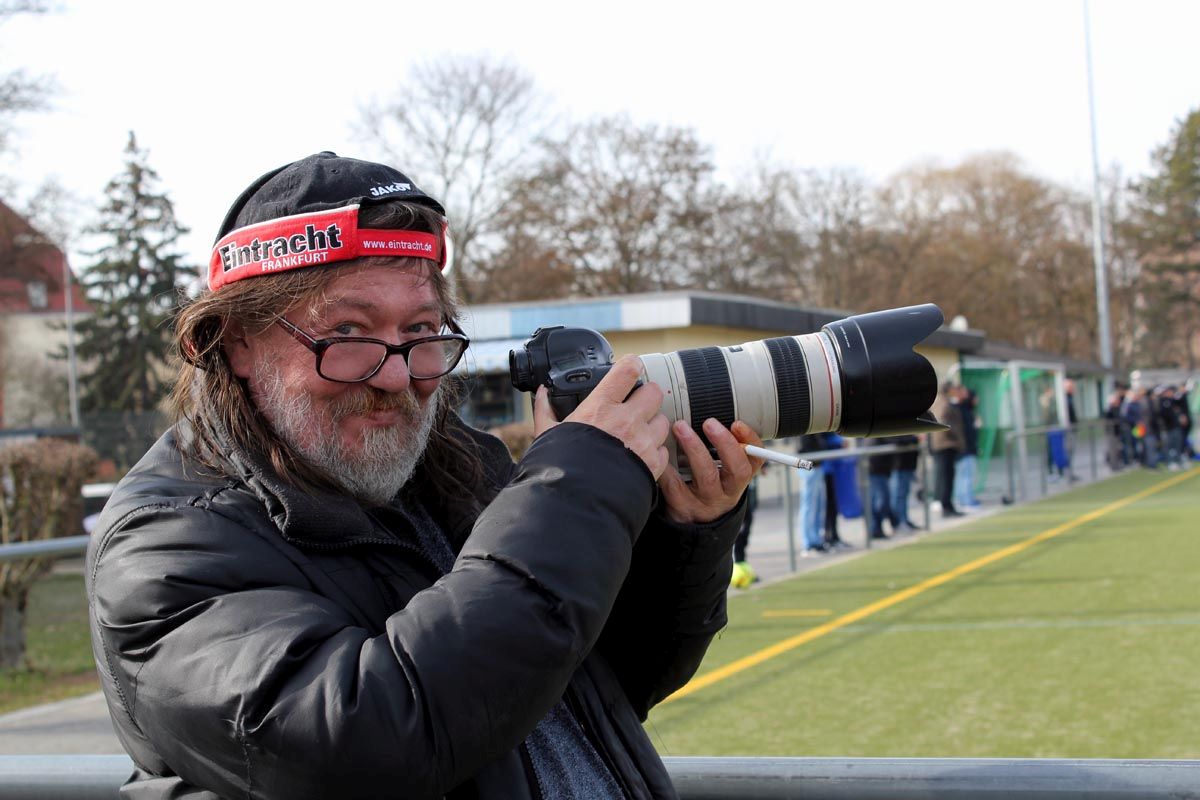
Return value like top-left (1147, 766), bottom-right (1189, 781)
top-left (560, 356), bottom-right (670, 478)
top-left (673, 420), bottom-right (721, 493)
top-left (624, 379), bottom-right (666, 420)
top-left (682, 419), bottom-right (762, 490)
top-left (589, 356), bottom-right (645, 404)
top-left (731, 420), bottom-right (764, 448)
top-left (657, 461), bottom-right (688, 507)
top-left (532, 386), bottom-right (559, 435)
top-left (709, 420), bottom-right (758, 489)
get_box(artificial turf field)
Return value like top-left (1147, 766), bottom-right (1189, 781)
top-left (645, 465), bottom-right (1200, 759)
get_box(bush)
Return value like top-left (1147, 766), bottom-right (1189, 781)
top-left (0, 439), bottom-right (97, 668)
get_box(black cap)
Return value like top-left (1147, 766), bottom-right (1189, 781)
top-left (215, 152), bottom-right (446, 243)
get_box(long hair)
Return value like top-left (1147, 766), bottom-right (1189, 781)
top-left (170, 202), bottom-right (486, 506)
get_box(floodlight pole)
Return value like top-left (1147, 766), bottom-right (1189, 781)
top-left (1084, 0), bottom-right (1114, 394)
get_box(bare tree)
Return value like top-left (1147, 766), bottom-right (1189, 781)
top-left (494, 116), bottom-right (720, 297)
top-left (872, 153), bottom-right (1100, 360)
top-left (783, 167), bottom-right (882, 310)
top-left (0, 1), bottom-right (53, 157)
top-left (356, 55), bottom-right (550, 303)
top-left (691, 160), bottom-right (809, 301)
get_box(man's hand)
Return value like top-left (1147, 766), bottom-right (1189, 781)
top-left (658, 419), bottom-right (764, 525)
top-left (533, 356), bottom-right (671, 479)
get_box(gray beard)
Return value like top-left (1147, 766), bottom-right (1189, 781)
top-left (254, 363), bottom-right (440, 506)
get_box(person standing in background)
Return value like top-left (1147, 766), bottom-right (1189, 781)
top-left (797, 433), bottom-right (829, 556)
top-left (953, 387), bottom-right (982, 509)
top-left (1064, 379), bottom-right (1079, 481)
top-left (889, 434), bottom-right (921, 531)
top-left (1143, 386), bottom-right (1164, 469)
top-left (866, 439), bottom-right (895, 539)
top-left (823, 433), bottom-right (851, 550)
top-left (1180, 381), bottom-right (1194, 460)
top-left (1104, 387), bottom-right (1129, 469)
top-left (931, 382), bottom-right (965, 518)
top-left (1158, 385), bottom-right (1186, 470)
top-left (1122, 387), bottom-right (1149, 466)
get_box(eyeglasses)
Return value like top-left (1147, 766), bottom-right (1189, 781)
top-left (275, 317), bottom-right (470, 383)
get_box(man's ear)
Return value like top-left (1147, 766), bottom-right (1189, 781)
top-left (224, 322), bottom-right (255, 380)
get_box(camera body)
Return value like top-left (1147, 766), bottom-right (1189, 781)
top-left (509, 326), bottom-right (620, 421)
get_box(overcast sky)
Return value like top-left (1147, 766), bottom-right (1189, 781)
top-left (4, 0), bottom-right (1199, 272)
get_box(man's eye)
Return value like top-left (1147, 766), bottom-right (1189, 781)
top-left (333, 323), bottom-right (358, 336)
top-left (408, 322), bottom-right (436, 335)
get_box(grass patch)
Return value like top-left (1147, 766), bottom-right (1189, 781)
top-left (647, 467), bottom-right (1200, 759)
top-left (0, 570), bottom-right (98, 715)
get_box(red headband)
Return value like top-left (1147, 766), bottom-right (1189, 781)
top-left (207, 204), bottom-right (445, 291)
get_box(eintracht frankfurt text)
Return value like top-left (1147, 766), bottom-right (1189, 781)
top-left (218, 223), bottom-right (344, 273)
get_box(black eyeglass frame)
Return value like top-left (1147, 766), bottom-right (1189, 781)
top-left (275, 316), bottom-right (470, 383)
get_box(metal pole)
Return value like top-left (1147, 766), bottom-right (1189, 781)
top-left (62, 256), bottom-right (81, 428)
top-left (0, 536), bottom-right (89, 563)
top-left (1010, 366), bottom-right (1029, 502)
top-left (1039, 431), bottom-right (1048, 497)
top-left (664, 756), bottom-right (1200, 800)
top-left (1089, 422), bottom-right (1099, 479)
top-left (920, 447), bottom-right (931, 530)
top-left (1005, 432), bottom-right (1017, 505)
top-left (855, 450), bottom-right (871, 549)
top-left (6, 754), bottom-right (1200, 800)
top-left (1084, 0), bottom-right (1115, 392)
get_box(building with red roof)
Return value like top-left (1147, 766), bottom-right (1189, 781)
top-left (0, 200), bottom-right (91, 427)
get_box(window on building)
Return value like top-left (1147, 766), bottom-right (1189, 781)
top-left (26, 281), bottom-right (48, 309)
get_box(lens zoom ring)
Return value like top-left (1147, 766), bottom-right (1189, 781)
top-left (765, 337), bottom-right (811, 437)
top-left (678, 347), bottom-right (735, 437)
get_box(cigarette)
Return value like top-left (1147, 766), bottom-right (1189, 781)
top-left (743, 444), bottom-right (815, 470)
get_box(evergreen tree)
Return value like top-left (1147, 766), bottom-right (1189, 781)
top-left (75, 132), bottom-right (190, 412)
top-left (1130, 108), bottom-right (1200, 368)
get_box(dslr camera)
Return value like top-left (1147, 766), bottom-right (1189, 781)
top-left (510, 304), bottom-right (946, 467)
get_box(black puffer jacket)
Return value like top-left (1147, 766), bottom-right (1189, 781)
top-left (86, 417), bottom-right (742, 799)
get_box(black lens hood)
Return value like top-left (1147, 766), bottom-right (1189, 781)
top-left (823, 304), bottom-right (947, 437)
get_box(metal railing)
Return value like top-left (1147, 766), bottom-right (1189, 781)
top-left (1002, 420), bottom-right (1108, 504)
top-left (0, 481), bottom-right (112, 563)
top-left (0, 535), bottom-right (89, 563)
top-left (1, 755), bottom-right (1198, 799)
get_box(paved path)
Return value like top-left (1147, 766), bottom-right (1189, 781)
top-left (0, 691), bottom-right (123, 754)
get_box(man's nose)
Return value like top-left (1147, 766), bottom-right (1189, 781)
top-left (366, 351), bottom-right (412, 394)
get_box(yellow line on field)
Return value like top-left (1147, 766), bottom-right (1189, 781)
top-left (762, 610), bottom-right (833, 618)
top-left (662, 467), bottom-right (1199, 705)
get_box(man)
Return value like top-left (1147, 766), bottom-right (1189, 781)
top-left (952, 387), bottom-right (981, 508)
top-left (1122, 386), bottom-right (1150, 466)
top-left (888, 434), bottom-right (921, 531)
top-left (86, 152), bottom-right (762, 799)
top-left (1157, 384), bottom-right (1186, 470)
top-left (1180, 381), bottom-right (1195, 460)
top-left (930, 381), bottom-right (965, 518)
top-left (795, 432), bottom-right (830, 556)
top-left (865, 438), bottom-right (894, 539)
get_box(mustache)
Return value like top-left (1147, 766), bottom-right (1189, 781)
top-left (329, 387), bottom-right (422, 421)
